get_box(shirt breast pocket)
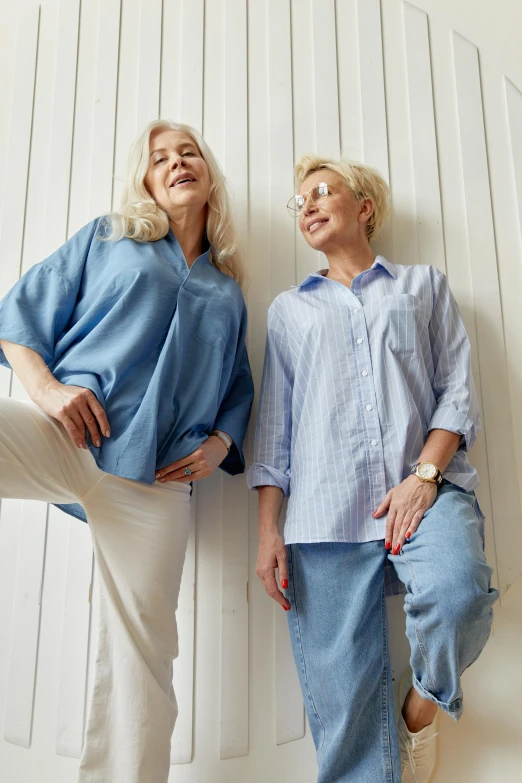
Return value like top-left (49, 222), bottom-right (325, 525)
top-left (380, 293), bottom-right (430, 357)
top-left (196, 288), bottom-right (235, 353)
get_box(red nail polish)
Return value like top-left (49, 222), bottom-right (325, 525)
top-left (385, 541), bottom-right (391, 550)
top-left (406, 531), bottom-right (411, 539)
top-left (283, 605), bottom-right (290, 611)
top-left (281, 579), bottom-right (288, 589)
top-left (392, 544), bottom-right (400, 556)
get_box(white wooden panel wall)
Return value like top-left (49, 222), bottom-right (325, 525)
top-left (1, 1), bottom-right (522, 781)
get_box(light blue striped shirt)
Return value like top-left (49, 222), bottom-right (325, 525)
top-left (247, 256), bottom-right (480, 545)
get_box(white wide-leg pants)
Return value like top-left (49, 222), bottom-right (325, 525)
top-left (0, 398), bottom-right (192, 783)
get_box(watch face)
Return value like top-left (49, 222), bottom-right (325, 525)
top-left (418, 463), bottom-right (437, 480)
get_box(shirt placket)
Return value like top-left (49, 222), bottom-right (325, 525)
top-left (349, 279), bottom-right (387, 514)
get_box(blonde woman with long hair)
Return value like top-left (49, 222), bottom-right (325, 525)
top-left (0, 120), bottom-right (253, 783)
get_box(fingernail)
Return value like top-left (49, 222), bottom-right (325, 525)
top-left (406, 531), bottom-right (411, 539)
top-left (283, 605), bottom-right (290, 611)
top-left (159, 478), bottom-right (165, 483)
top-left (281, 579), bottom-right (288, 589)
top-left (385, 541), bottom-right (392, 550)
top-left (392, 544), bottom-right (401, 556)
top-left (105, 429), bottom-right (111, 437)
top-left (95, 440), bottom-right (101, 448)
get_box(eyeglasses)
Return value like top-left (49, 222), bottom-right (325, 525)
top-left (287, 182), bottom-right (330, 216)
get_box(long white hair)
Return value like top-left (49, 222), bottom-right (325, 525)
top-left (105, 120), bottom-right (245, 287)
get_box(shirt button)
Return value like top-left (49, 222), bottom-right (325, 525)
top-left (371, 439), bottom-right (378, 446)
top-left (362, 371), bottom-right (368, 377)
top-left (356, 338), bottom-right (363, 344)
top-left (366, 404), bottom-right (372, 411)
top-left (353, 308), bottom-right (359, 314)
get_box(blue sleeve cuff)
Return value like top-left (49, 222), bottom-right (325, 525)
top-left (0, 325), bottom-right (53, 367)
top-left (246, 463), bottom-right (290, 497)
top-left (428, 406), bottom-right (478, 452)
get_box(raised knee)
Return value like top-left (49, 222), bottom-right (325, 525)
top-left (440, 560), bottom-right (496, 627)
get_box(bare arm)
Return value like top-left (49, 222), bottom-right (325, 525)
top-left (0, 339), bottom-right (110, 449)
top-left (255, 486), bottom-right (290, 610)
top-left (1, 340), bottom-right (58, 400)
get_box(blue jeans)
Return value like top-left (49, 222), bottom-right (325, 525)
top-left (285, 483), bottom-right (498, 783)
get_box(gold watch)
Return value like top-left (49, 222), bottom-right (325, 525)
top-left (411, 462), bottom-right (443, 487)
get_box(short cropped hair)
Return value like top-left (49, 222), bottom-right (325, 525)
top-left (295, 155), bottom-right (391, 243)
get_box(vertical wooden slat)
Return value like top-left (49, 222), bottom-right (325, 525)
top-left (452, 32), bottom-right (522, 595)
top-left (505, 78), bottom-right (522, 257)
top-left (268, 0), bottom-right (297, 294)
top-left (56, 0), bottom-right (122, 757)
top-left (219, 0), bottom-right (250, 761)
top-left (160, 0), bottom-right (182, 121)
top-left (356, 0), bottom-right (389, 178)
top-left (504, 77), bottom-right (522, 514)
top-left (268, 0), bottom-right (305, 746)
top-left (41, 0), bottom-right (81, 257)
top-left (55, 516), bottom-right (93, 758)
top-left (136, 0), bottom-right (162, 129)
top-left (88, 0), bottom-right (121, 217)
top-left (336, 0), bottom-right (362, 160)
top-left (0, 22), bottom-right (14, 246)
top-left (402, 2), bottom-right (445, 273)
top-left (311, 0), bottom-right (340, 158)
top-left (4, 502), bottom-right (48, 747)
top-left (0, 6), bottom-right (41, 750)
top-left (290, 0), bottom-right (320, 277)
top-left (170, 508), bottom-right (197, 764)
top-left (180, 0), bottom-right (204, 131)
top-left (0, 6), bottom-right (39, 298)
top-left (0, 22), bottom-right (16, 400)
top-left (356, 0), bottom-right (391, 253)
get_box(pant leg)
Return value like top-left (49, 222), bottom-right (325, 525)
top-left (286, 542), bottom-right (402, 783)
top-left (78, 474), bottom-right (192, 783)
top-left (391, 482), bottom-right (498, 720)
top-left (0, 398), bottom-right (100, 502)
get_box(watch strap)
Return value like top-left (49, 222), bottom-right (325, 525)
top-left (212, 430), bottom-right (232, 453)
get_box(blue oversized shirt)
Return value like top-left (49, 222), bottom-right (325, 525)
top-left (0, 218), bottom-right (254, 521)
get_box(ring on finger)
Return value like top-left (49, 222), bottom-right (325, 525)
top-left (184, 467), bottom-right (192, 476)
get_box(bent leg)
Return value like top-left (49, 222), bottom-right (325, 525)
top-left (0, 398), bottom-right (99, 503)
top-left (78, 475), bottom-right (192, 783)
top-left (392, 483), bottom-right (498, 720)
top-left (286, 542), bottom-right (401, 783)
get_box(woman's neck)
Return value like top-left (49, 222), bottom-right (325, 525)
top-left (324, 240), bottom-right (375, 288)
top-left (169, 209), bottom-right (207, 267)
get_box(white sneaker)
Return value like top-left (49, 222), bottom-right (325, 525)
top-left (397, 670), bottom-right (438, 783)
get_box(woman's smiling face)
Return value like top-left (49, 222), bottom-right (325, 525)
top-left (144, 129), bottom-right (211, 219)
top-left (297, 169), bottom-right (374, 252)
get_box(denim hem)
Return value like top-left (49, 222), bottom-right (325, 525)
top-left (287, 546), bottom-right (326, 748)
top-left (379, 586), bottom-right (396, 782)
top-left (412, 674), bottom-right (463, 721)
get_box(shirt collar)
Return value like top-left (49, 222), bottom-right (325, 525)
top-left (293, 255), bottom-right (397, 288)
top-left (165, 226), bottom-right (212, 268)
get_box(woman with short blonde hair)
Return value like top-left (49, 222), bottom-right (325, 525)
top-left (251, 154), bottom-right (497, 783)
top-left (0, 120), bottom-right (253, 783)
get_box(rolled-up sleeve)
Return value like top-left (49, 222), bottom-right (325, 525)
top-left (214, 300), bottom-right (254, 475)
top-left (247, 303), bottom-right (294, 496)
top-left (427, 270), bottom-right (480, 451)
top-left (0, 218), bottom-right (99, 368)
